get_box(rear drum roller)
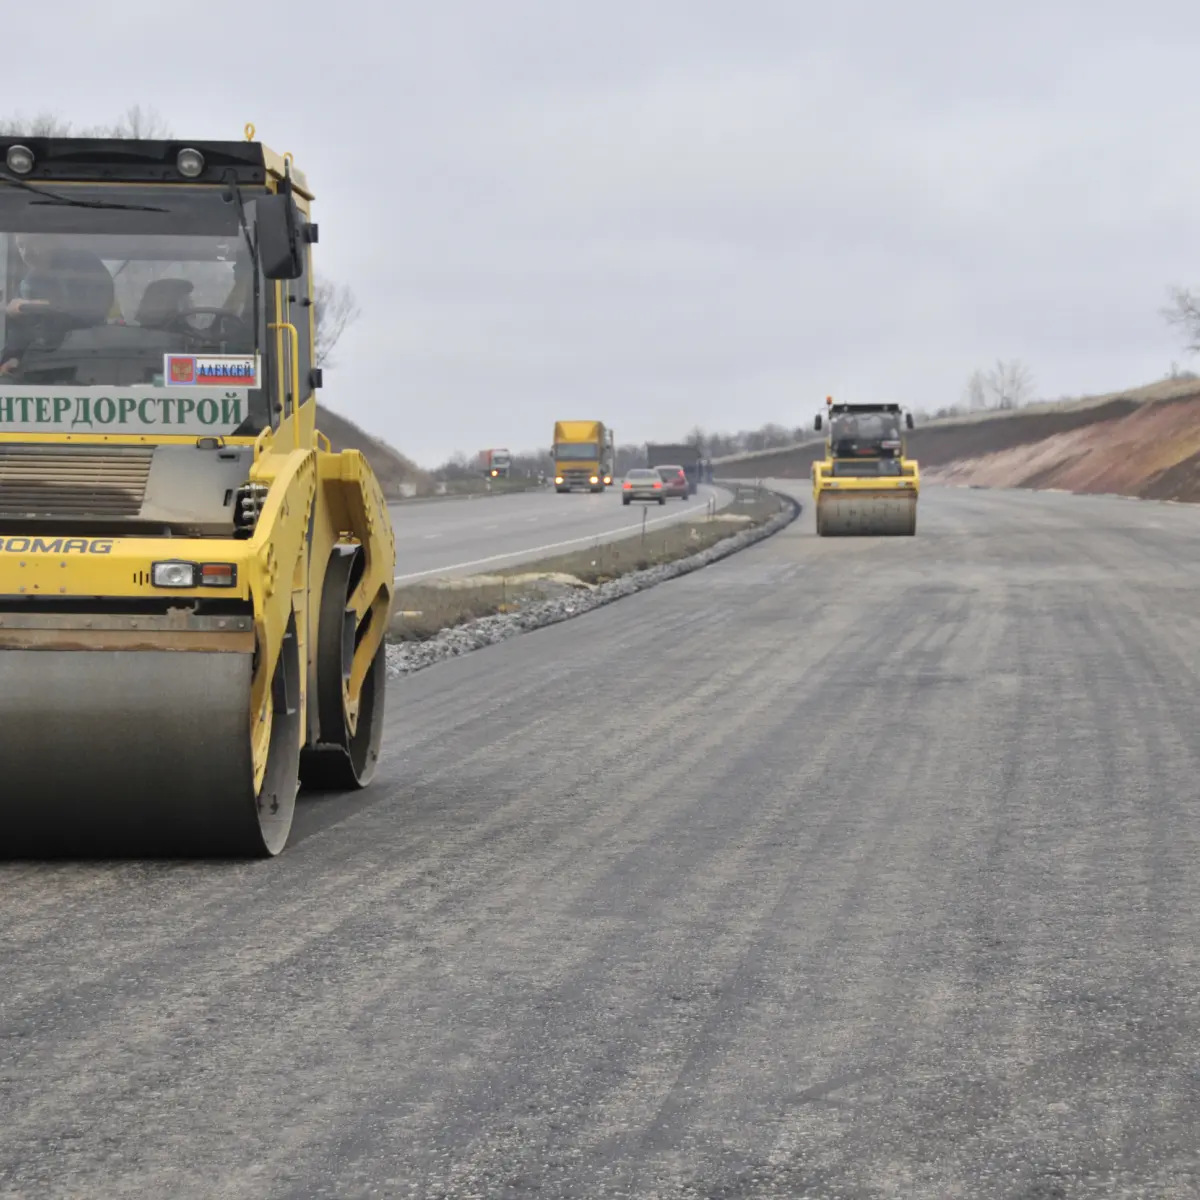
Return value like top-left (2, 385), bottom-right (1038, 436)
top-left (300, 547), bottom-right (387, 791)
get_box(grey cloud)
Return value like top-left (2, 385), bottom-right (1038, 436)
top-left (6, 1), bottom-right (1200, 461)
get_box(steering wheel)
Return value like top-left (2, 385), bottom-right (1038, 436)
top-left (163, 308), bottom-right (250, 346)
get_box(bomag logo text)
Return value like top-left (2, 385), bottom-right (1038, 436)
top-left (0, 538), bottom-right (113, 554)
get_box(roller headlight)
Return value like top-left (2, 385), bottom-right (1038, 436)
top-left (152, 560), bottom-right (196, 588)
top-left (6, 145), bottom-right (34, 175)
top-left (176, 148), bottom-right (205, 178)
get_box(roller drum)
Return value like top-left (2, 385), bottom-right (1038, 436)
top-left (1, 649), bottom-right (298, 858)
top-left (816, 491), bottom-right (917, 537)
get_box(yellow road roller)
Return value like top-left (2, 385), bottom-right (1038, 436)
top-left (0, 127), bottom-right (395, 857)
top-left (812, 397), bottom-right (919, 536)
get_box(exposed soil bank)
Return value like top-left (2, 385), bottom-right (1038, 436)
top-left (715, 379), bottom-right (1200, 504)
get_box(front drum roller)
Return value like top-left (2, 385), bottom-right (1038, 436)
top-left (299, 545), bottom-right (386, 792)
top-left (815, 491), bottom-right (917, 537)
top-left (1, 617), bottom-right (303, 858)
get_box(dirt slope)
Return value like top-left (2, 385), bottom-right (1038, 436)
top-left (317, 405), bottom-right (432, 498)
top-left (715, 378), bottom-right (1200, 504)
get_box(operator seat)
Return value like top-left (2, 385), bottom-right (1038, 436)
top-left (135, 278), bottom-right (195, 329)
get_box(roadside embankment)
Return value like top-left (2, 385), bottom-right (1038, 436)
top-left (385, 487), bottom-right (796, 676)
top-left (318, 405), bottom-right (432, 498)
top-left (713, 378), bottom-right (1200, 504)
top-left (920, 380), bottom-right (1200, 501)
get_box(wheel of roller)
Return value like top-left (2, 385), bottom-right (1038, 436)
top-left (300, 547), bottom-right (387, 791)
top-left (250, 616), bottom-right (305, 856)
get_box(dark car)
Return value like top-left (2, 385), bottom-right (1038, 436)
top-left (655, 465), bottom-right (689, 499)
top-left (622, 468), bottom-right (666, 505)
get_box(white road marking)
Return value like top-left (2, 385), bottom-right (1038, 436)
top-left (394, 494), bottom-right (718, 583)
top-left (422, 533), bottom-right (442, 540)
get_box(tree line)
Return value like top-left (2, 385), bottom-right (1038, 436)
top-left (432, 421), bottom-right (825, 480)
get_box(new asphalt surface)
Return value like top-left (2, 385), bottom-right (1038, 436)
top-left (4, 483), bottom-right (1200, 1197)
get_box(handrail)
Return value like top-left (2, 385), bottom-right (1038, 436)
top-left (268, 321), bottom-right (302, 449)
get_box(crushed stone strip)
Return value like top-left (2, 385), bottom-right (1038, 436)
top-left (386, 493), bottom-right (801, 678)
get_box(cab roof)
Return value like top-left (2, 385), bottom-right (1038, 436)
top-left (0, 135), bottom-right (312, 198)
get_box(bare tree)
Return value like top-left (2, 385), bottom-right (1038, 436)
top-left (313, 276), bottom-right (362, 368)
top-left (963, 368), bottom-right (988, 411)
top-left (984, 359), bottom-right (1035, 410)
top-left (0, 105), bottom-right (172, 139)
top-left (89, 104), bottom-right (173, 139)
top-left (1162, 285), bottom-right (1200, 355)
top-left (0, 112), bottom-right (73, 136)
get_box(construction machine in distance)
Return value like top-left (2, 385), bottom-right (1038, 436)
top-left (812, 397), bottom-right (919, 536)
top-left (0, 127), bottom-right (396, 857)
top-left (552, 420), bottom-right (613, 491)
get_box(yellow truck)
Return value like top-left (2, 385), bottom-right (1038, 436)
top-left (552, 420), bottom-right (613, 492)
top-left (0, 127), bottom-right (396, 857)
top-left (812, 398), bottom-right (919, 535)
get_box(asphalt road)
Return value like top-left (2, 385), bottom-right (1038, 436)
top-left (5, 483), bottom-right (1200, 1197)
top-left (389, 484), bottom-right (728, 582)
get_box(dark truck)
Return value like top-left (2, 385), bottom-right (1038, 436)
top-left (645, 443), bottom-right (702, 496)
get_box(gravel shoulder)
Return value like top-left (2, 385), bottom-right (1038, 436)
top-left (387, 488), bottom-right (789, 665)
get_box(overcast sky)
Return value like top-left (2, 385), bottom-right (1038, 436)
top-left (7, 1), bottom-right (1200, 464)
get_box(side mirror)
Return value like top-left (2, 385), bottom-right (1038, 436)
top-left (905, 412), bottom-right (914, 429)
top-left (814, 415), bottom-right (823, 430)
top-left (256, 192), bottom-right (304, 280)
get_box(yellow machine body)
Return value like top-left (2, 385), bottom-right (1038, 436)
top-left (0, 130), bottom-right (396, 856)
top-left (811, 398), bottom-right (919, 536)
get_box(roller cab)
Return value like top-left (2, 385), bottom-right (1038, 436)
top-left (811, 399), bottom-right (919, 536)
top-left (0, 131), bottom-right (396, 857)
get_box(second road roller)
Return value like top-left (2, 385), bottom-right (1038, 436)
top-left (0, 127), bottom-right (396, 857)
top-left (812, 397), bottom-right (919, 536)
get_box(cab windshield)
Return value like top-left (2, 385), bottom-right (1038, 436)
top-left (0, 183), bottom-right (272, 435)
top-left (830, 411), bottom-right (902, 455)
top-left (556, 442), bottom-right (598, 458)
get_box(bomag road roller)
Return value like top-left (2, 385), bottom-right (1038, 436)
top-left (0, 127), bottom-right (396, 857)
top-left (811, 397), bottom-right (919, 536)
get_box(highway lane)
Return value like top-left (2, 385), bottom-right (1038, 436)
top-left (5, 483), bottom-right (1200, 1197)
top-left (389, 483), bottom-right (728, 582)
